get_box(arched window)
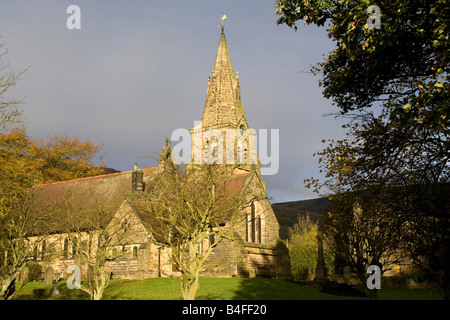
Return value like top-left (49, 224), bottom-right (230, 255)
top-left (251, 202), bottom-right (256, 243)
top-left (41, 240), bottom-right (46, 260)
top-left (132, 246), bottom-right (138, 258)
top-left (63, 238), bottom-right (69, 259)
top-left (209, 234), bottom-right (215, 247)
top-left (256, 216), bottom-right (262, 244)
top-left (33, 246), bottom-right (38, 260)
top-left (245, 213), bottom-right (249, 242)
top-left (247, 202), bottom-right (262, 244)
top-left (72, 237), bottom-right (77, 257)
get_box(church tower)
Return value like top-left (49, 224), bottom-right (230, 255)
top-left (191, 26), bottom-right (260, 173)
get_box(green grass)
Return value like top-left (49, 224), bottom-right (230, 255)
top-left (195, 277), bottom-right (340, 300)
top-left (14, 277), bottom-right (443, 300)
top-left (376, 288), bottom-right (442, 300)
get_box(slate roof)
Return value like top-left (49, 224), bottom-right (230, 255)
top-left (29, 167), bottom-right (159, 234)
top-left (28, 166), bottom-right (252, 236)
top-left (129, 170), bottom-right (252, 234)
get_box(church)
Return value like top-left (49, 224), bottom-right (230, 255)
top-left (26, 26), bottom-right (292, 282)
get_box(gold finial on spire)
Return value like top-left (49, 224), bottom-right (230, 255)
top-left (220, 14), bottom-right (227, 30)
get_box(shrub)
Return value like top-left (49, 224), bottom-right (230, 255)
top-left (287, 214), bottom-right (319, 281)
top-left (27, 263), bottom-right (42, 281)
top-left (288, 214), bottom-right (334, 281)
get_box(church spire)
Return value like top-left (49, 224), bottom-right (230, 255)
top-left (191, 23), bottom-right (260, 174)
top-left (201, 25), bottom-right (247, 130)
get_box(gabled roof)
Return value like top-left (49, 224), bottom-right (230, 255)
top-left (113, 170), bottom-right (252, 243)
top-left (133, 170), bottom-right (251, 222)
top-left (29, 167), bottom-right (159, 234)
top-left (28, 165), bottom-right (254, 236)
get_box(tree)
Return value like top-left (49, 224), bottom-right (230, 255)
top-left (0, 32), bottom-right (105, 214)
top-left (35, 134), bottom-right (105, 183)
top-left (327, 194), bottom-right (406, 299)
top-left (0, 189), bottom-right (51, 300)
top-left (1, 130), bottom-right (105, 217)
top-left (0, 33), bottom-right (105, 218)
top-left (277, 0), bottom-right (450, 299)
top-left (276, 0), bottom-right (449, 123)
top-left (0, 34), bottom-right (108, 299)
top-left (131, 144), bottom-right (255, 300)
top-left (0, 129), bottom-right (44, 218)
top-left (305, 114), bottom-right (449, 298)
top-left (0, 37), bottom-right (33, 219)
top-left (288, 214), bottom-right (320, 281)
top-left (56, 190), bottom-right (126, 300)
top-left (0, 39), bottom-right (28, 133)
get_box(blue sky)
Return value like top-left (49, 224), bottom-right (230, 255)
top-left (0, 0), bottom-right (346, 203)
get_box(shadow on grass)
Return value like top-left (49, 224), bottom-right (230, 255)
top-left (229, 278), bottom-right (341, 300)
top-left (14, 278), bottom-right (443, 300)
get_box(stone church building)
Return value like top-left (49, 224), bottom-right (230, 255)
top-left (27, 26), bottom-right (292, 283)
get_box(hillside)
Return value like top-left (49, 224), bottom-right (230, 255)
top-left (272, 197), bottom-right (334, 239)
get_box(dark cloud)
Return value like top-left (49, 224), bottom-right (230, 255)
top-left (0, 0), bottom-right (344, 203)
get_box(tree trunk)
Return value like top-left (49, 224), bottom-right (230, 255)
top-left (0, 278), bottom-right (14, 300)
top-left (1, 270), bottom-right (19, 300)
top-left (182, 275), bottom-right (199, 300)
top-left (440, 272), bottom-right (449, 300)
top-left (91, 271), bottom-right (107, 300)
top-left (93, 289), bottom-right (103, 300)
top-left (368, 288), bottom-right (378, 300)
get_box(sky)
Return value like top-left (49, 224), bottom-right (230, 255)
top-left (0, 0), bottom-right (347, 203)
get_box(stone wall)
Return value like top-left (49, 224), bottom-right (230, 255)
top-left (201, 238), bottom-right (249, 278)
top-left (25, 180), bottom-right (292, 282)
top-left (197, 172), bottom-right (291, 279)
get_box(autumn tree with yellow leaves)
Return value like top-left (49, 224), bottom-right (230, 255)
top-left (0, 36), bottom-right (106, 299)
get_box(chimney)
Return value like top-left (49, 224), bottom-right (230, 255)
top-left (132, 163), bottom-right (144, 192)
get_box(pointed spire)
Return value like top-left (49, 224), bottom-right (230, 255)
top-left (191, 24), bottom-right (261, 174)
top-left (201, 26), bottom-right (248, 129)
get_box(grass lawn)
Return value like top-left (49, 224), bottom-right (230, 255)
top-left (14, 277), bottom-right (443, 300)
top-left (103, 277), bottom-right (342, 300)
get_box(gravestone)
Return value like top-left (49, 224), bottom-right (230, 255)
top-left (343, 266), bottom-right (352, 275)
top-left (44, 266), bottom-right (54, 285)
top-left (32, 288), bottom-right (47, 299)
top-left (19, 266), bottom-right (29, 283)
top-left (51, 283), bottom-right (61, 297)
